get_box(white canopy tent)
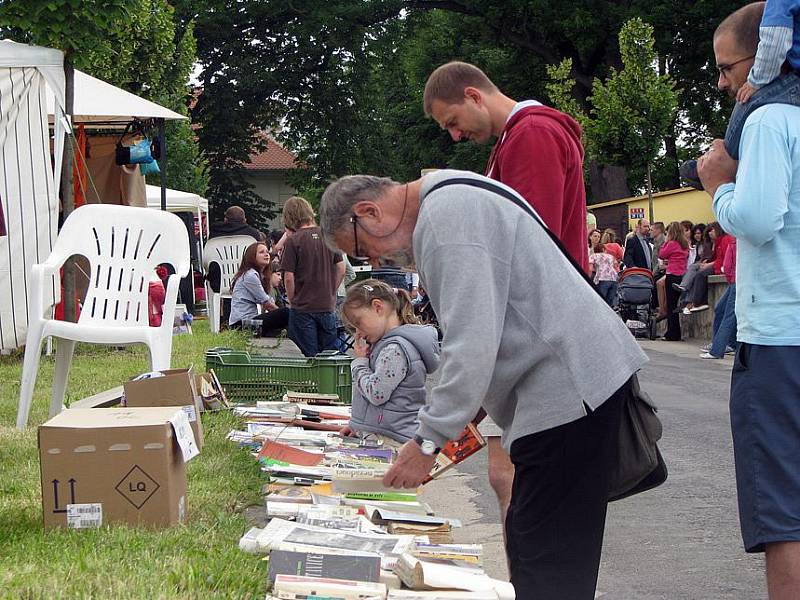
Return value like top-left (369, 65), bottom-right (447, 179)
top-left (145, 185), bottom-right (209, 262)
top-left (145, 184), bottom-right (208, 215)
top-left (45, 68), bottom-right (185, 124)
top-left (0, 40), bottom-right (187, 351)
top-left (0, 40), bottom-right (66, 351)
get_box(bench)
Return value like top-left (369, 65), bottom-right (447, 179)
top-left (679, 274), bottom-right (729, 340)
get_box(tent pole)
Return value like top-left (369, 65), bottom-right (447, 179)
top-left (61, 53), bottom-right (76, 323)
top-left (158, 118), bottom-right (167, 211)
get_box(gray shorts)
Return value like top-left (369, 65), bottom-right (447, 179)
top-left (477, 414), bottom-right (503, 438)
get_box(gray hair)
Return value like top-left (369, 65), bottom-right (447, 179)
top-left (319, 175), bottom-right (399, 250)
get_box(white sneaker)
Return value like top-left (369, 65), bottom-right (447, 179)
top-left (690, 304), bottom-right (709, 313)
top-left (725, 345), bottom-right (736, 354)
top-left (700, 352), bottom-right (722, 359)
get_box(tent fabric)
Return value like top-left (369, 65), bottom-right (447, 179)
top-left (0, 40), bottom-right (65, 110)
top-left (145, 184), bottom-right (208, 213)
top-left (45, 69), bottom-right (186, 124)
top-left (0, 64), bottom-right (60, 350)
top-left (85, 136), bottom-right (146, 207)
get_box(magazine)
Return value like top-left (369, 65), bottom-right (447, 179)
top-left (256, 518), bottom-right (415, 558)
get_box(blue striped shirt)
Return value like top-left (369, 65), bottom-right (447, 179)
top-left (749, 0), bottom-right (800, 87)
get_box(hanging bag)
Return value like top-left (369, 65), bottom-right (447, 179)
top-left (424, 177), bottom-right (667, 502)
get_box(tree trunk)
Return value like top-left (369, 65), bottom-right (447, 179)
top-left (663, 121), bottom-right (680, 188)
top-left (647, 162), bottom-right (655, 223)
top-left (588, 161), bottom-right (631, 203)
top-left (61, 54), bottom-right (76, 323)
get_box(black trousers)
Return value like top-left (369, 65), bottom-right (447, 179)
top-left (664, 273), bottom-right (683, 341)
top-left (230, 307), bottom-right (289, 337)
top-left (506, 381), bottom-right (627, 600)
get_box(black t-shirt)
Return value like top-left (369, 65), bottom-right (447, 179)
top-left (281, 226), bottom-right (342, 312)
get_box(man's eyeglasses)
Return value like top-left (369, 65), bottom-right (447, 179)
top-left (717, 54), bottom-right (755, 77)
top-left (350, 216), bottom-right (370, 261)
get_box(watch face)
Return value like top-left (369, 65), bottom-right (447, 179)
top-left (421, 440), bottom-right (436, 455)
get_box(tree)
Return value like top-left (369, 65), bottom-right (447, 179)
top-left (547, 18), bottom-right (678, 212)
top-left (176, 0), bottom-right (740, 211)
top-left (1, 0), bottom-right (208, 197)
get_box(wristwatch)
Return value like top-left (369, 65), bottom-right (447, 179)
top-left (413, 435), bottom-right (440, 456)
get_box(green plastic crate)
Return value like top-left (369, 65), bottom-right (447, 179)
top-left (206, 347), bottom-right (352, 403)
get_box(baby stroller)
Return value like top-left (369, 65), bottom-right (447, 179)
top-left (617, 268), bottom-right (658, 340)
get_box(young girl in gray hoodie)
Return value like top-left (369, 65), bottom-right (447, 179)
top-left (339, 279), bottom-right (440, 444)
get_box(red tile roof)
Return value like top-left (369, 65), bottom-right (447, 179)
top-left (245, 136), bottom-right (298, 171)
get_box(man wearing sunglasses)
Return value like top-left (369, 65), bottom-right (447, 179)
top-left (698, 3), bottom-right (800, 598)
top-left (319, 169), bottom-right (648, 599)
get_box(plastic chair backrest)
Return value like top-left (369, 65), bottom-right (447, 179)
top-left (49, 204), bottom-right (190, 327)
top-left (203, 235), bottom-right (258, 295)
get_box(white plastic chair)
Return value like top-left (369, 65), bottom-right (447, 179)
top-left (202, 235), bottom-right (257, 333)
top-left (16, 204), bottom-right (190, 428)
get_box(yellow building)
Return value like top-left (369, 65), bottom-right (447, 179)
top-left (589, 187), bottom-right (717, 236)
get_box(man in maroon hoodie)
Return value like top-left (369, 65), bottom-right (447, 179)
top-left (424, 61), bottom-right (590, 556)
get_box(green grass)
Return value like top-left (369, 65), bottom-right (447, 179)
top-left (0, 322), bottom-right (271, 599)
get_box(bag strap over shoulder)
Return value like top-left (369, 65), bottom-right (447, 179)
top-left (424, 177), bottom-right (599, 295)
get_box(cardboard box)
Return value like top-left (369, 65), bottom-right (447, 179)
top-left (39, 407), bottom-right (199, 529)
top-left (124, 368), bottom-right (204, 449)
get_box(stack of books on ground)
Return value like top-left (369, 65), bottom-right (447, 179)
top-left (226, 395), bottom-right (499, 598)
top-left (258, 541), bottom-right (513, 599)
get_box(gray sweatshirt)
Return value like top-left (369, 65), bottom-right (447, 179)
top-left (413, 170), bottom-right (648, 451)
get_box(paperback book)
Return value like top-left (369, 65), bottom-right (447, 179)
top-left (423, 423), bottom-right (487, 484)
top-left (392, 554), bottom-right (514, 599)
top-left (272, 574), bottom-right (387, 600)
top-left (267, 549), bottom-right (381, 584)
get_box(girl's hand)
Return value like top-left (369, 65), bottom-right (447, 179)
top-left (736, 81), bottom-right (756, 104)
top-left (354, 335), bottom-right (370, 358)
top-left (339, 425), bottom-right (354, 437)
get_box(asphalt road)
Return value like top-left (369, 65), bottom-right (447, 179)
top-left (422, 339), bottom-right (766, 599)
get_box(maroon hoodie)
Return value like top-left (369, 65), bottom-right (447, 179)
top-left (485, 105), bottom-right (589, 273)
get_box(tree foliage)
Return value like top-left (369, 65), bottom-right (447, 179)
top-left (548, 18), bottom-right (678, 196)
top-left (0, 0), bottom-right (128, 57)
top-left (174, 0), bottom-right (746, 214)
top-left (0, 0), bottom-right (208, 197)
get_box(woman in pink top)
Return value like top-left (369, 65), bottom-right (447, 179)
top-left (659, 222), bottom-right (690, 341)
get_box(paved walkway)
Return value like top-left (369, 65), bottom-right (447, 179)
top-left (250, 335), bottom-right (764, 597)
top-left (424, 338), bottom-right (763, 598)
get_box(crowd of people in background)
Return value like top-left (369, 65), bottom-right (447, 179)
top-left (587, 215), bottom-right (737, 357)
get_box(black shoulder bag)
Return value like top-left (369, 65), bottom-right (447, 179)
top-left (425, 177), bottom-right (667, 502)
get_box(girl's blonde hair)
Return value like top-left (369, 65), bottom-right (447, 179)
top-left (341, 278), bottom-right (418, 330)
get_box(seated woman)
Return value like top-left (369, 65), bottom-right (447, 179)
top-left (228, 243), bottom-right (289, 336)
top-left (681, 223), bottom-right (731, 314)
top-left (675, 223), bottom-right (710, 306)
